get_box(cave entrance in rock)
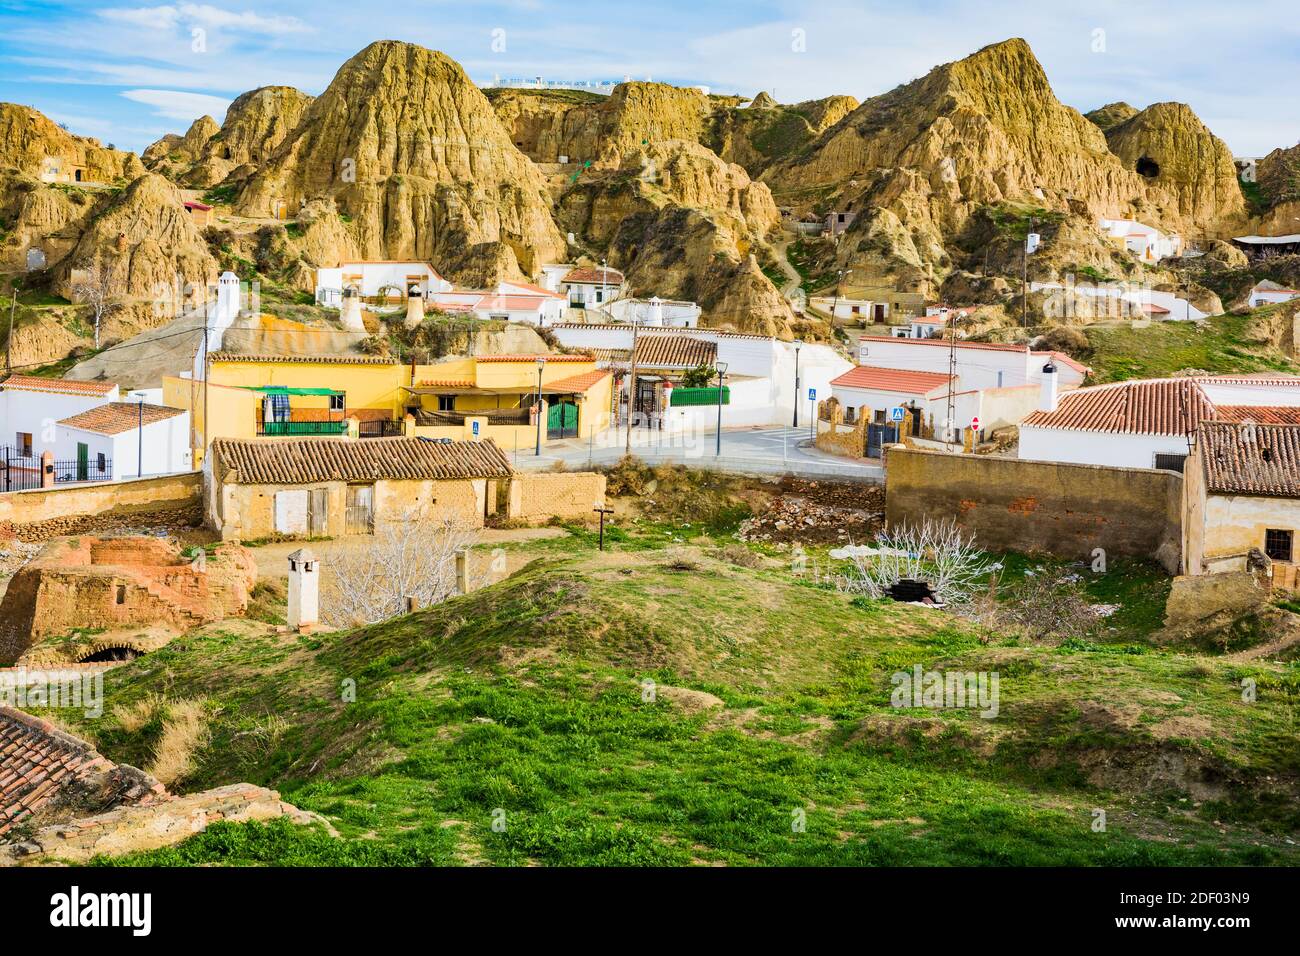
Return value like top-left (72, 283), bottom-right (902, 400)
top-left (1136, 156), bottom-right (1160, 178)
top-left (78, 646), bottom-right (142, 663)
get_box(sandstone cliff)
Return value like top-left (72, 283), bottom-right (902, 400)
top-left (1104, 102), bottom-right (1245, 226)
top-left (0, 103), bottom-right (142, 183)
top-left (762, 39), bottom-right (1193, 291)
top-left (1085, 102), bottom-right (1139, 132)
top-left (236, 41), bottom-right (565, 280)
top-left (55, 173), bottom-right (218, 302)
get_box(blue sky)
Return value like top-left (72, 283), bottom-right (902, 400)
top-left (1, 1), bottom-right (1296, 156)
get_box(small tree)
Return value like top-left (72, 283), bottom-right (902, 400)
top-left (320, 508), bottom-right (480, 628)
top-left (71, 257), bottom-right (121, 349)
top-left (836, 518), bottom-right (1000, 605)
top-left (681, 362), bottom-right (716, 388)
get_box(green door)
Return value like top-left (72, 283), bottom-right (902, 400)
top-left (547, 401), bottom-right (579, 439)
top-left (76, 442), bottom-right (89, 481)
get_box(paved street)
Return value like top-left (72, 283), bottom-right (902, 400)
top-left (508, 424), bottom-right (883, 482)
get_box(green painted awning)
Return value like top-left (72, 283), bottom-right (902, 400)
top-left (242, 385), bottom-right (342, 396)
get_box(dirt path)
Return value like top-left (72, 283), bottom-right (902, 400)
top-left (770, 231), bottom-right (805, 302)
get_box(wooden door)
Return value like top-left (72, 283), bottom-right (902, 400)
top-left (308, 487), bottom-right (329, 536)
top-left (345, 485), bottom-right (374, 535)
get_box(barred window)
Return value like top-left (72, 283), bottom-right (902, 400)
top-left (1265, 529), bottom-right (1293, 562)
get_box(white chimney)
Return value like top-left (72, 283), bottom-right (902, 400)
top-left (1039, 361), bottom-right (1059, 412)
top-left (405, 283), bottom-right (424, 329)
top-left (340, 286), bottom-right (365, 332)
top-left (287, 548), bottom-right (319, 633)
top-left (648, 296), bottom-right (664, 326)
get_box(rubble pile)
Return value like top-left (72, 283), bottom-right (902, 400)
top-left (737, 478), bottom-right (885, 545)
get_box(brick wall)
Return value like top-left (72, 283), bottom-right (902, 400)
top-left (885, 448), bottom-right (1183, 571)
top-left (0, 473), bottom-right (202, 540)
top-left (508, 472), bottom-right (607, 523)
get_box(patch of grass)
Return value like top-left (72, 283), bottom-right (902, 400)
top-left (1084, 313), bottom-right (1299, 383)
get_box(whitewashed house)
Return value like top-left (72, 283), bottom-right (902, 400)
top-left (602, 296), bottom-right (701, 327)
top-left (1098, 218), bottom-right (1183, 263)
top-left (315, 261), bottom-right (453, 306)
top-left (1019, 373), bottom-right (1300, 471)
top-left (1030, 280), bottom-right (1207, 322)
top-left (561, 266), bottom-right (625, 308)
top-left (52, 402), bottom-right (190, 481)
top-left (0, 375), bottom-right (120, 460)
top-left (549, 323), bottom-right (850, 432)
top-left (427, 281), bottom-right (566, 326)
top-left (828, 367), bottom-right (954, 424)
top-left (1248, 280), bottom-right (1300, 308)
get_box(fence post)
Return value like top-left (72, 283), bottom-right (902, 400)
top-left (40, 450), bottom-right (54, 489)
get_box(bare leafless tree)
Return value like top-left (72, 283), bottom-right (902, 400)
top-left (835, 518), bottom-right (1000, 605)
top-left (71, 257), bottom-right (122, 349)
top-left (320, 508), bottom-right (480, 628)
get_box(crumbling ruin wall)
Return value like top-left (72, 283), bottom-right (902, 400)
top-left (508, 472), bottom-right (607, 523)
top-left (0, 537), bottom-right (256, 665)
top-left (0, 473), bottom-right (202, 541)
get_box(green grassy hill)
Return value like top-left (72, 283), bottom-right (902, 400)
top-left (1083, 310), bottom-right (1298, 383)
top-left (41, 536), bottom-right (1300, 867)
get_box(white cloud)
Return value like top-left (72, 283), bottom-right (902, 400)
top-left (120, 88), bottom-right (232, 121)
top-left (98, 3), bottom-right (312, 36)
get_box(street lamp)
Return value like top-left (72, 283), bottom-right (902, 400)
top-left (535, 357), bottom-right (546, 456)
top-left (714, 360), bottom-right (728, 457)
top-left (792, 338), bottom-right (803, 427)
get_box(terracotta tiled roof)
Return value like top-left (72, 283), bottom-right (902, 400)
top-left (562, 267), bottom-right (624, 285)
top-left (541, 369), bottom-right (612, 394)
top-left (475, 295), bottom-right (548, 312)
top-left (1022, 378), bottom-right (1214, 435)
top-left (831, 366), bottom-right (953, 394)
top-left (183, 200), bottom-right (212, 211)
top-left (503, 281), bottom-right (564, 298)
top-left (587, 348), bottom-right (632, 363)
top-left (1199, 422), bottom-right (1300, 497)
top-left (633, 335), bottom-right (717, 369)
top-left (0, 706), bottom-right (163, 835)
top-left (857, 335), bottom-right (1091, 375)
top-left (0, 375), bottom-right (116, 397)
top-left (208, 352), bottom-right (398, 366)
top-left (211, 436), bottom-right (514, 484)
top-left (418, 379), bottom-right (476, 389)
top-left (58, 402), bottom-right (185, 436)
top-left (1214, 405), bottom-right (1300, 425)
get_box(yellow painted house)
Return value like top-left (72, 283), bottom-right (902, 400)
top-left (163, 350), bottom-right (612, 463)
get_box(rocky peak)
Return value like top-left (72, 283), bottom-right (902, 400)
top-left (236, 40), bottom-right (564, 279)
top-left (1085, 102), bottom-right (1140, 132)
top-left (0, 103), bottom-right (142, 182)
top-left (1104, 101), bottom-right (1245, 225)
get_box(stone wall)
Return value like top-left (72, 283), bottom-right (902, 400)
top-left (0, 473), bottom-right (202, 541)
top-left (1, 782), bottom-right (316, 865)
top-left (508, 472), bottom-right (607, 523)
top-left (885, 448), bottom-right (1183, 571)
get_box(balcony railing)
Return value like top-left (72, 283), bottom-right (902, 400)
top-left (257, 420), bottom-right (349, 437)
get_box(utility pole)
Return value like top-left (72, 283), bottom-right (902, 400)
top-left (945, 302), bottom-right (959, 450)
top-left (714, 361), bottom-right (728, 457)
top-left (1021, 217), bottom-right (1034, 328)
top-left (792, 339), bottom-right (802, 427)
top-left (202, 295), bottom-right (210, 464)
top-left (137, 396), bottom-right (144, 479)
top-left (535, 357), bottom-right (545, 456)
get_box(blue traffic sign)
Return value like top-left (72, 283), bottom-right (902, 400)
top-left (890, 406), bottom-right (906, 422)
top-left (807, 388), bottom-right (817, 400)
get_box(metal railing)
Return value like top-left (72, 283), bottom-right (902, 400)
top-left (358, 419), bottom-right (404, 438)
top-left (1, 446), bottom-right (112, 491)
top-left (256, 420), bottom-right (349, 437)
top-left (417, 408), bottom-right (531, 426)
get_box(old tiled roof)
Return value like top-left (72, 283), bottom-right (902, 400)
top-left (58, 402), bottom-right (185, 436)
top-left (0, 706), bottom-right (162, 835)
top-left (1199, 422), bottom-right (1300, 497)
top-left (562, 266), bottom-right (624, 285)
top-left (831, 366), bottom-right (953, 394)
top-left (208, 352), bottom-right (398, 365)
top-left (211, 436), bottom-right (514, 484)
top-left (1214, 405), bottom-right (1300, 425)
top-left (541, 369), bottom-right (612, 394)
top-left (1022, 378), bottom-right (1215, 435)
top-left (633, 335), bottom-right (717, 369)
top-left (0, 375), bottom-right (116, 397)
top-left (587, 348), bottom-right (632, 363)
